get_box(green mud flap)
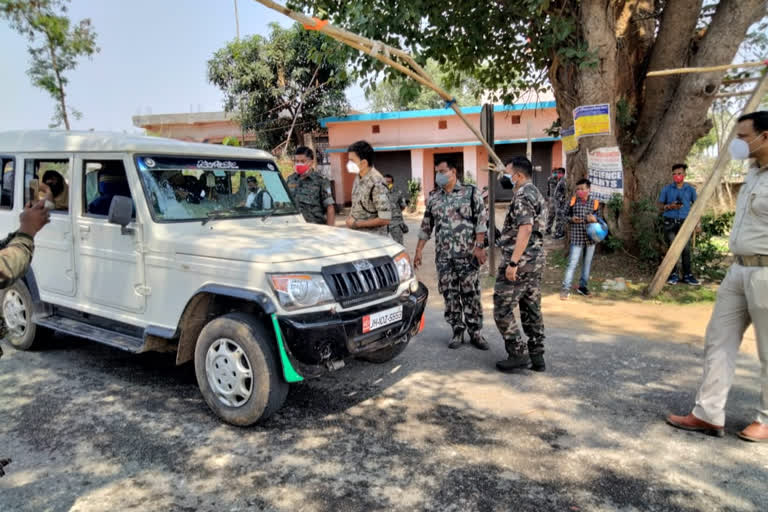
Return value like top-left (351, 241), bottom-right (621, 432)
top-left (270, 313), bottom-right (304, 383)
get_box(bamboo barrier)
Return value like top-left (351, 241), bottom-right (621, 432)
top-left (646, 60), bottom-right (767, 77)
top-left (252, 0), bottom-right (505, 170)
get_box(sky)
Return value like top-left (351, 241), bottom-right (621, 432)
top-left (0, 0), bottom-right (368, 133)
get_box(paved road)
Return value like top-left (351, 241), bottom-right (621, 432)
top-left (1, 296), bottom-right (766, 511)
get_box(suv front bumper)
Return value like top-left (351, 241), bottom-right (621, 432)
top-left (275, 282), bottom-right (428, 379)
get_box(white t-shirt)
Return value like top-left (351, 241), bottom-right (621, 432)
top-left (246, 189), bottom-right (273, 209)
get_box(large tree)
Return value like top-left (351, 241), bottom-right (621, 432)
top-left (290, 0), bottom-right (766, 238)
top-left (1, 0), bottom-right (99, 130)
top-left (367, 59), bottom-right (482, 112)
top-left (208, 22), bottom-right (350, 152)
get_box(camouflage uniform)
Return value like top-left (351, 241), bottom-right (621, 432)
top-left (388, 188), bottom-right (408, 244)
top-left (0, 232), bottom-right (35, 359)
top-left (419, 182), bottom-right (488, 337)
top-left (285, 170), bottom-right (335, 224)
top-left (545, 174), bottom-right (559, 234)
top-left (350, 167), bottom-right (392, 237)
top-left (493, 182), bottom-right (547, 358)
top-left (553, 177), bottom-right (568, 239)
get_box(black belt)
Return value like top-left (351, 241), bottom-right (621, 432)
top-left (736, 255), bottom-right (768, 267)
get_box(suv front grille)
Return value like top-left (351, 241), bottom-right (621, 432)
top-left (323, 256), bottom-right (399, 306)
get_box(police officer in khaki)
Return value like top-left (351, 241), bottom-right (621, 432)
top-left (345, 140), bottom-right (392, 237)
top-left (668, 111), bottom-right (768, 443)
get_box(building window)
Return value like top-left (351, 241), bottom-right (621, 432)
top-left (438, 120), bottom-right (448, 130)
top-left (372, 124), bottom-right (380, 134)
top-left (510, 115), bottom-right (521, 124)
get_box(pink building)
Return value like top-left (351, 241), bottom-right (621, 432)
top-left (321, 101), bottom-right (562, 206)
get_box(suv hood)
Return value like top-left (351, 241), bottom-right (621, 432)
top-left (173, 223), bottom-right (399, 264)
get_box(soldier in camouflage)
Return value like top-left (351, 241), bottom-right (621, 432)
top-left (0, 201), bottom-right (49, 357)
top-left (286, 146), bottom-right (336, 226)
top-left (493, 157), bottom-right (548, 373)
top-left (553, 171), bottom-right (568, 240)
top-left (345, 141), bottom-right (392, 237)
top-left (384, 174), bottom-right (409, 244)
top-left (546, 168), bottom-right (564, 235)
top-left (414, 159), bottom-right (489, 350)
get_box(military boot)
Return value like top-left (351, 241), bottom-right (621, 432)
top-left (496, 355), bottom-right (530, 373)
top-left (448, 328), bottom-right (465, 349)
top-left (469, 332), bottom-right (489, 351)
top-left (530, 353), bottom-right (546, 372)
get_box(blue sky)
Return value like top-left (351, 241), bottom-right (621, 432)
top-left (0, 0), bottom-right (367, 133)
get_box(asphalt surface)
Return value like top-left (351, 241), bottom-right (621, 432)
top-left (1, 297), bottom-right (767, 511)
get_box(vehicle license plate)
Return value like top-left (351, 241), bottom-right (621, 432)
top-left (362, 306), bottom-right (403, 333)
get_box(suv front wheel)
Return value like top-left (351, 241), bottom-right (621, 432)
top-left (2, 280), bottom-right (49, 351)
top-left (194, 313), bottom-right (289, 426)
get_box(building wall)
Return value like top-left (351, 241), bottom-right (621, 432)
top-left (139, 120), bottom-right (254, 144)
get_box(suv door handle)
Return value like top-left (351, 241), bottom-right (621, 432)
top-left (78, 225), bottom-right (90, 239)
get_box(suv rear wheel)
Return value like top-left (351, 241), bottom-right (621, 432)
top-left (194, 313), bottom-right (288, 426)
top-left (2, 280), bottom-right (49, 351)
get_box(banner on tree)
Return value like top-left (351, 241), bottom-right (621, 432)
top-left (587, 146), bottom-right (624, 202)
top-left (561, 126), bottom-right (578, 153)
top-left (574, 103), bottom-right (611, 139)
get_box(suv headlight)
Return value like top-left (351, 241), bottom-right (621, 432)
top-left (394, 252), bottom-right (413, 282)
top-left (269, 274), bottom-right (335, 310)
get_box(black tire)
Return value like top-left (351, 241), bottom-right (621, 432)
top-left (194, 312), bottom-right (288, 426)
top-left (2, 280), bottom-right (49, 351)
top-left (359, 337), bottom-right (410, 364)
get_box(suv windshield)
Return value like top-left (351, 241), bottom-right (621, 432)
top-left (136, 155), bottom-right (297, 222)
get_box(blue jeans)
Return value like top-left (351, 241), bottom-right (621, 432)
top-left (562, 244), bottom-right (595, 291)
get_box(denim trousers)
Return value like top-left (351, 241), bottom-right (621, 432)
top-left (562, 244), bottom-right (595, 291)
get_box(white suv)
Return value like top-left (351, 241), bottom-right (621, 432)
top-left (0, 131), bottom-right (428, 425)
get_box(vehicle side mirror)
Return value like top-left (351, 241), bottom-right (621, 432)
top-left (108, 195), bottom-right (134, 234)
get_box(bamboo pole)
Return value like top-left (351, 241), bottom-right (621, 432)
top-left (646, 72), bottom-right (768, 297)
top-left (251, 0), bottom-right (505, 169)
top-left (646, 60), bottom-right (767, 77)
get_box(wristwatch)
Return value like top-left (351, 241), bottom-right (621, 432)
top-left (508, 260), bottom-right (518, 268)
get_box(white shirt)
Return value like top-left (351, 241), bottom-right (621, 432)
top-left (246, 189), bottom-right (272, 209)
top-left (729, 162), bottom-right (768, 256)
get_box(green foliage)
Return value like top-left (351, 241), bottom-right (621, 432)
top-left (463, 171), bottom-right (476, 186)
top-left (207, 23), bottom-right (350, 151)
top-left (1, 0), bottom-right (99, 129)
top-left (366, 59), bottom-right (482, 111)
top-left (606, 194), bottom-right (624, 220)
top-left (221, 136), bottom-right (241, 147)
top-left (407, 178), bottom-right (422, 212)
top-left (630, 198), bottom-right (665, 266)
top-left (693, 211), bottom-right (734, 280)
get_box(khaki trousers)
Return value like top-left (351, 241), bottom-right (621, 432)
top-left (693, 264), bottom-right (768, 425)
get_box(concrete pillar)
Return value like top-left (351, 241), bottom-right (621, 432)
top-left (329, 152), bottom-right (345, 204)
top-left (463, 146), bottom-right (479, 185)
top-left (410, 149), bottom-right (427, 207)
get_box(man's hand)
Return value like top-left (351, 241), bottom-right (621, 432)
top-left (586, 214), bottom-right (597, 223)
top-left (572, 217), bottom-right (583, 224)
top-left (473, 246), bottom-right (487, 266)
top-left (413, 249), bottom-right (423, 269)
top-left (19, 201), bottom-right (50, 237)
top-left (505, 264), bottom-right (518, 281)
top-left (665, 203), bottom-right (681, 211)
top-left (345, 216), bottom-right (356, 228)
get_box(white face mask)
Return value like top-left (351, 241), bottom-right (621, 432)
top-left (346, 161), bottom-right (360, 174)
top-left (729, 134), bottom-right (765, 160)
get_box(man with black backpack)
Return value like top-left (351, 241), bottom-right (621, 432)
top-left (414, 159), bottom-right (489, 350)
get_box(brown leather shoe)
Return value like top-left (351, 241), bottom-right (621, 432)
top-left (666, 413), bottom-right (724, 437)
top-left (737, 422), bottom-right (768, 443)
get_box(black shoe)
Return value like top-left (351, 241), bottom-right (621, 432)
top-left (469, 333), bottom-right (489, 351)
top-left (448, 329), bottom-right (464, 349)
top-left (530, 354), bottom-right (546, 372)
top-left (576, 286), bottom-right (591, 297)
top-left (496, 356), bottom-right (530, 373)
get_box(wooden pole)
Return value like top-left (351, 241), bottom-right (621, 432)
top-left (646, 72), bottom-right (768, 297)
top-left (646, 60), bottom-right (767, 77)
top-left (251, 0), bottom-right (506, 170)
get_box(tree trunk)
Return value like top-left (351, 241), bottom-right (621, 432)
top-left (46, 32), bottom-right (70, 130)
top-left (549, 0), bottom-right (765, 245)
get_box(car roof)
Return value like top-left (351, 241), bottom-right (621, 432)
top-left (0, 130), bottom-right (274, 160)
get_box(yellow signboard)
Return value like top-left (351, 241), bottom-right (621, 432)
top-left (561, 126), bottom-right (578, 153)
top-left (574, 103), bottom-right (611, 139)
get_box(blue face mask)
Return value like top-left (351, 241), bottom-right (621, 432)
top-left (435, 172), bottom-right (451, 188)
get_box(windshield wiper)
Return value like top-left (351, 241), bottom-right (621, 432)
top-left (202, 208), bottom-right (241, 225)
top-left (261, 207), bottom-right (297, 223)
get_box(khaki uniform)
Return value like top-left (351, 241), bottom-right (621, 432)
top-left (350, 167), bottom-right (392, 237)
top-left (693, 163), bottom-right (768, 425)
